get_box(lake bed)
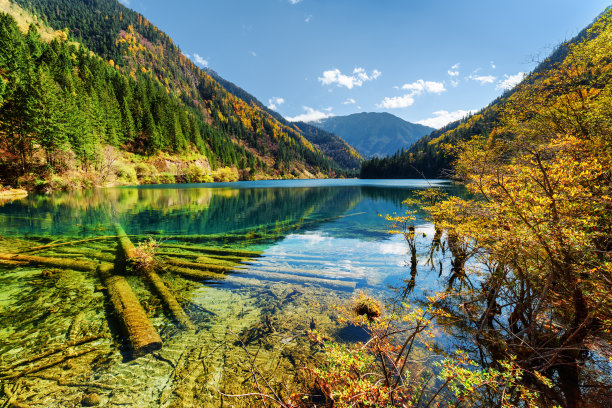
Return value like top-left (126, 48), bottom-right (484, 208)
top-left (0, 179), bottom-right (454, 407)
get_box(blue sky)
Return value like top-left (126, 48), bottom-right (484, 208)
top-left (121, 0), bottom-right (610, 128)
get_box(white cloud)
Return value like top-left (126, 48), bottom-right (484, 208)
top-left (305, 15), bottom-right (312, 23)
top-left (343, 98), bottom-right (356, 105)
top-left (416, 109), bottom-right (477, 129)
top-left (378, 79), bottom-right (445, 110)
top-left (448, 63), bottom-right (460, 77)
top-left (491, 61), bottom-right (496, 69)
top-left (401, 79), bottom-right (446, 95)
top-left (249, 51), bottom-right (257, 57)
top-left (376, 95), bottom-right (415, 109)
top-left (450, 79), bottom-right (460, 87)
top-left (192, 53), bottom-right (208, 67)
top-left (286, 106), bottom-right (334, 122)
top-left (118, 0), bottom-right (130, 5)
top-left (318, 67), bottom-right (381, 89)
top-left (267, 97), bottom-right (285, 110)
top-left (496, 72), bottom-right (527, 90)
top-left (289, 0), bottom-right (302, 4)
top-left (469, 75), bottom-right (496, 84)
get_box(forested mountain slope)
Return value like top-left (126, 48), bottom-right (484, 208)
top-left (292, 122), bottom-right (363, 171)
top-left (0, 0), bottom-right (348, 190)
top-left (204, 68), bottom-right (363, 172)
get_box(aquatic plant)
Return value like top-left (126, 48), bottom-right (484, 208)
top-left (350, 291), bottom-right (382, 321)
top-left (130, 237), bottom-right (160, 274)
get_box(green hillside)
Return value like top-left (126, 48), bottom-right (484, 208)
top-left (292, 122), bottom-right (363, 171)
top-left (205, 68), bottom-right (363, 172)
top-left (0, 0), bottom-right (351, 190)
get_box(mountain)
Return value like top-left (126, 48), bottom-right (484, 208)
top-left (204, 68), bottom-right (363, 171)
top-left (360, 11), bottom-right (602, 180)
top-left (292, 122), bottom-right (363, 171)
top-left (0, 0), bottom-right (351, 190)
top-left (312, 112), bottom-right (434, 158)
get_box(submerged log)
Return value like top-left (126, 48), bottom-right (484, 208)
top-left (156, 250), bottom-right (250, 264)
top-left (114, 223), bottom-right (194, 331)
top-left (2, 335), bottom-right (105, 372)
top-left (159, 243), bottom-right (261, 258)
top-left (238, 269), bottom-right (356, 290)
top-left (97, 263), bottom-right (163, 356)
top-left (163, 257), bottom-right (234, 274)
top-left (48, 248), bottom-right (116, 263)
top-left (164, 265), bottom-right (227, 281)
top-left (0, 253), bottom-right (97, 271)
top-left (21, 235), bottom-right (120, 253)
top-left (1, 347), bottom-right (99, 381)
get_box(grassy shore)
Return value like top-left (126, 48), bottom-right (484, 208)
top-left (9, 147), bottom-right (331, 193)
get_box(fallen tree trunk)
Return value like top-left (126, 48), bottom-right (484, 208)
top-left (2, 335), bottom-right (105, 372)
top-left (46, 248), bottom-right (116, 263)
top-left (159, 243), bottom-right (261, 258)
top-left (97, 263), bottom-right (163, 356)
top-left (0, 253), bottom-right (97, 271)
top-left (1, 347), bottom-right (99, 380)
top-left (163, 257), bottom-right (234, 274)
top-left (114, 223), bottom-right (194, 331)
top-left (0, 251), bottom-right (165, 357)
top-left (20, 235), bottom-right (120, 253)
top-left (237, 269), bottom-right (356, 290)
top-left (156, 250), bottom-right (250, 264)
top-left (164, 262), bottom-right (354, 290)
top-left (164, 265), bottom-right (227, 281)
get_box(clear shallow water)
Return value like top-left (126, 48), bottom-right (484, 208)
top-left (0, 179), bottom-right (457, 407)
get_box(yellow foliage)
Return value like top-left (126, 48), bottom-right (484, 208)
top-left (425, 10), bottom-right (612, 404)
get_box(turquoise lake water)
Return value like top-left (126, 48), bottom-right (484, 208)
top-left (0, 179), bottom-right (457, 407)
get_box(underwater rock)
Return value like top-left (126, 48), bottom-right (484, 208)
top-left (81, 392), bottom-right (101, 406)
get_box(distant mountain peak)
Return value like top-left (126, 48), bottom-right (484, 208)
top-left (311, 112), bottom-right (434, 158)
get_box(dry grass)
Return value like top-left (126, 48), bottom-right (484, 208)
top-left (0, 0), bottom-right (77, 44)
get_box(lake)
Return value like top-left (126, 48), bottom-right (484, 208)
top-left (0, 179), bottom-right (456, 407)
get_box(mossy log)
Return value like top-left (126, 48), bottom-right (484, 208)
top-left (97, 263), bottom-right (163, 356)
top-left (46, 247), bottom-right (116, 263)
top-left (114, 223), bottom-right (194, 331)
top-left (238, 269), bottom-right (356, 290)
top-left (159, 243), bottom-right (261, 258)
top-left (0, 347), bottom-right (98, 381)
top-left (0, 251), bottom-right (164, 356)
top-left (163, 257), bottom-right (234, 274)
top-left (22, 235), bottom-right (121, 253)
top-left (156, 250), bottom-right (250, 264)
top-left (0, 253), bottom-right (97, 271)
top-left (163, 265), bottom-right (227, 281)
top-left (2, 335), bottom-right (105, 372)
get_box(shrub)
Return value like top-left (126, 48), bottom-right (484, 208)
top-left (115, 164), bottom-right (137, 184)
top-left (159, 172), bottom-right (175, 184)
top-left (142, 174), bottom-right (160, 184)
top-left (130, 238), bottom-right (159, 274)
top-left (212, 166), bottom-right (239, 182)
top-left (134, 162), bottom-right (155, 178)
top-left (185, 163), bottom-right (206, 183)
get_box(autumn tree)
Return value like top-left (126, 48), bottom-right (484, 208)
top-left (426, 9), bottom-right (612, 407)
